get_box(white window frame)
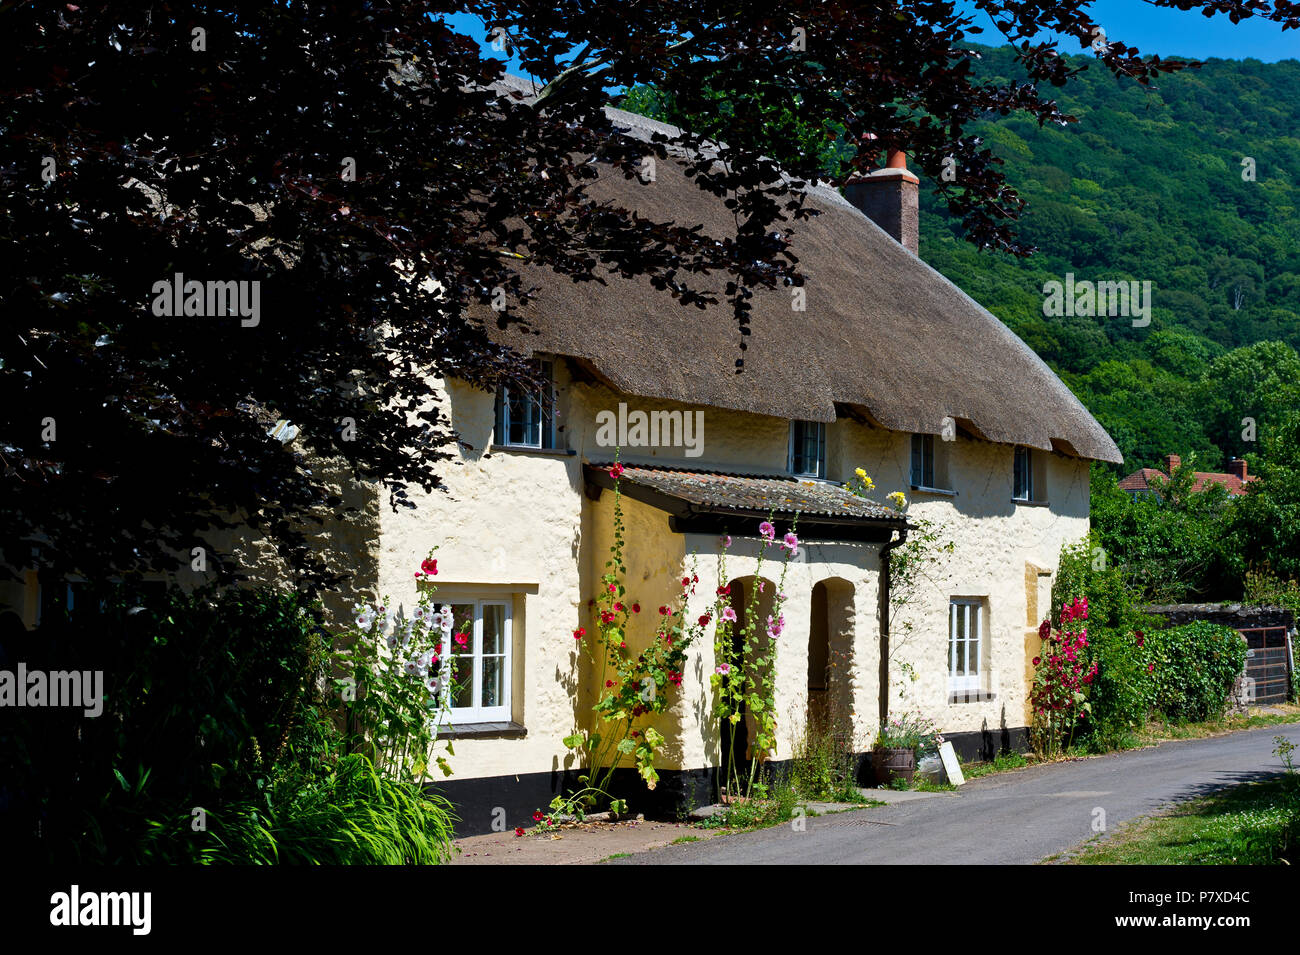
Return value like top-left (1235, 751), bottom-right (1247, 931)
top-left (948, 599), bottom-right (983, 694)
top-left (495, 359), bottom-right (556, 450)
top-left (788, 420), bottom-right (826, 478)
top-left (446, 599), bottom-right (513, 724)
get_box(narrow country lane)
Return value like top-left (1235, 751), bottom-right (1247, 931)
top-left (614, 724), bottom-right (1300, 865)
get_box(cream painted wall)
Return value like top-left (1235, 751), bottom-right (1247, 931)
top-left (374, 358), bottom-right (1090, 783)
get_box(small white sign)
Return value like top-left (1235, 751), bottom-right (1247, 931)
top-left (938, 740), bottom-right (965, 787)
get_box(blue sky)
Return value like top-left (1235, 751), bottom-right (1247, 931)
top-left (446, 4), bottom-right (1297, 75)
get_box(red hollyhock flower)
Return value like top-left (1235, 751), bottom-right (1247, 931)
top-left (699, 614), bottom-right (712, 627)
top-left (658, 605), bottom-right (670, 615)
top-left (421, 558), bottom-right (438, 576)
top-left (1038, 620), bottom-right (1051, 641)
top-left (573, 627), bottom-right (585, 640)
top-left (614, 602), bottom-right (624, 612)
top-left (632, 603), bottom-right (640, 613)
top-left (606, 680), bottom-right (614, 687)
top-left (682, 577), bottom-right (691, 587)
top-left (600, 611), bottom-right (615, 623)
top-left (717, 586), bottom-right (731, 596)
top-left (532, 811), bottom-right (543, 822)
top-left (607, 583), bottom-right (617, 593)
top-left (515, 827), bottom-right (525, 836)
top-left (1032, 657), bottom-right (1041, 666)
top-left (1148, 663), bottom-right (1155, 673)
top-left (1135, 630), bottom-right (1145, 647)
top-left (610, 462), bottom-right (625, 479)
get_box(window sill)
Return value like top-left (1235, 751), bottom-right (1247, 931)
top-left (1012, 498), bottom-right (1050, 507)
top-left (948, 690), bottom-right (997, 704)
top-left (489, 445), bottom-right (575, 458)
top-left (911, 485), bottom-right (956, 497)
top-left (439, 721), bottom-right (527, 740)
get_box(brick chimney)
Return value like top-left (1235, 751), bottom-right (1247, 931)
top-left (1227, 458), bottom-right (1247, 481)
top-left (1162, 453), bottom-right (1181, 475)
top-left (844, 149), bottom-right (919, 254)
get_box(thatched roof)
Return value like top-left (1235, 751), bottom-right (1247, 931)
top-left (485, 76), bottom-right (1122, 464)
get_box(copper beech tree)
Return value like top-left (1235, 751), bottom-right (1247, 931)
top-left (2, 1), bottom-right (1296, 594)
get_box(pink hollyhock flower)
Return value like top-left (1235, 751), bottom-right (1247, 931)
top-left (607, 583), bottom-right (617, 593)
top-left (722, 607), bottom-right (737, 623)
top-left (720, 535), bottom-right (732, 549)
top-left (614, 602), bottom-right (624, 612)
top-left (783, 532), bottom-right (799, 553)
top-left (1148, 663), bottom-right (1155, 673)
top-left (610, 462), bottom-right (624, 479)
top-left (454, 632), bottom-right (468, 646)
top-left (421, 558), bottom-right (438, 576)
top-left (759, 521), bottom-right (775, 540)
top-left (715, 663), bottom-right (731, 676)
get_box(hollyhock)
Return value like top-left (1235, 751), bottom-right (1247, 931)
top-left (720, 535), bottom-right (732, 549)
top-left (669, 671), bottom-right (683, 687)
top-left (682, 577), bottom-right (691, 587)
top-left (454, 632), bottom-right (468, 646)
top-left (698, 614), bottom-right (712, 627)
top-left (715, 663), bottom-right (731, 676)
top-left (514, 827), bottom-right (525, 837)
top-left (614, 602), bottom-right (624, 612)
top-left (716, 585), bottom-right (731, 596)
top-left (1032, 656), bottom-right (1041, 666)
top-left (1135, 630), bottom-right (1145, 647)
top-left (783, 532), bottom-right (799, 553)
top-left (606, 680), bottom-right (614, 688)
top-left (421, 558), bottom-right (438, 576)
top-left (610, 462), bottom-right (625, 479)
top-left (632, 603), bottom-right (641, 613)
top-left (1148, 663), bottom-right (1155, 673)
top-left (607, 583), bottom-right (617, 593)
top-left (573, 628), bottom-right (585, 640)
top-left (722, 607), bottom-right (737, 623)
top-left (1038, 620), bottom-right (1051, 641)
top-left (658, 605), bottom-right (670, 616)
top-left (533, 811), bottom-right (544, 822)
top-left (759, 521), bottom-right (775, 540)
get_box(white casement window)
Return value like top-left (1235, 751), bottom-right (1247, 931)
top-left (495, 360), bottom-right (555, 449)
top-left (949, 599), bottom-right (983, 694)
top-left (1013, 446), bottom-right (1034, 502)
top-left (788, 420), bottom-right (826, 478)
top-left (444, 600), bottom-right (512, 723)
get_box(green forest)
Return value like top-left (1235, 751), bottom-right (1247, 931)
top-left (916, 45), bottom-right (1300, 476)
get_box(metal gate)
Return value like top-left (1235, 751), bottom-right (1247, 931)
top-left (1237, 626), bottom-right (1294, 705)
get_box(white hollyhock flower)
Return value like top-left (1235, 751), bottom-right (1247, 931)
top-left (412, 605), bottom-right (429, 624)
top-left (355, 609), bottom-right (376, 631)
top-left (438, 604), bottom-right (453, 636)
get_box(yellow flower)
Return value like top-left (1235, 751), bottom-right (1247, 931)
top-left (854, 467), bottom-right (867, 479)
top-left (887, 491), bottom-right (907, 509)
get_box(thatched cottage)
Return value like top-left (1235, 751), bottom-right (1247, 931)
top-left (370, 87), bottom-right (1122, 833)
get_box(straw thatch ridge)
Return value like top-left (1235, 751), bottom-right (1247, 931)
top-left (484, 76), bottom-right (1122, 464)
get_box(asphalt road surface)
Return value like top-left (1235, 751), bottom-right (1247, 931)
top-left (613, 723), bottom-right (1300, 865)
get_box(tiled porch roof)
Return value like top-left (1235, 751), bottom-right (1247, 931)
top-left (586, 463), bottom-right (904, 525)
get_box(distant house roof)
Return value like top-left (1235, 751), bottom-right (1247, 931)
top-left (1118, 465), bottom-right (1255, 497)
top-left (480, 75), bottom-right (1123, 466)
top-left (584, 464), bottom-right (905, 542)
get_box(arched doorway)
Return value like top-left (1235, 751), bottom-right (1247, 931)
top-left (718, 575), bottom-right (776, 794)
top-left (808, 579), bottom-right (855, 736)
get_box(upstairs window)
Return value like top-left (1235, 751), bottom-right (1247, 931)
top-left (788, 421), bottom-right (826, 478)
top-left (911, 434), bottom-right (935, 488)
top-left (495, 360), bottom-right (555, 449)
top-left (1013, 446), bottom-right (1048, 503)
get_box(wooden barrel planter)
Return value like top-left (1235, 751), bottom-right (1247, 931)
top-left (873, 747), bottom-right (916, 786)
